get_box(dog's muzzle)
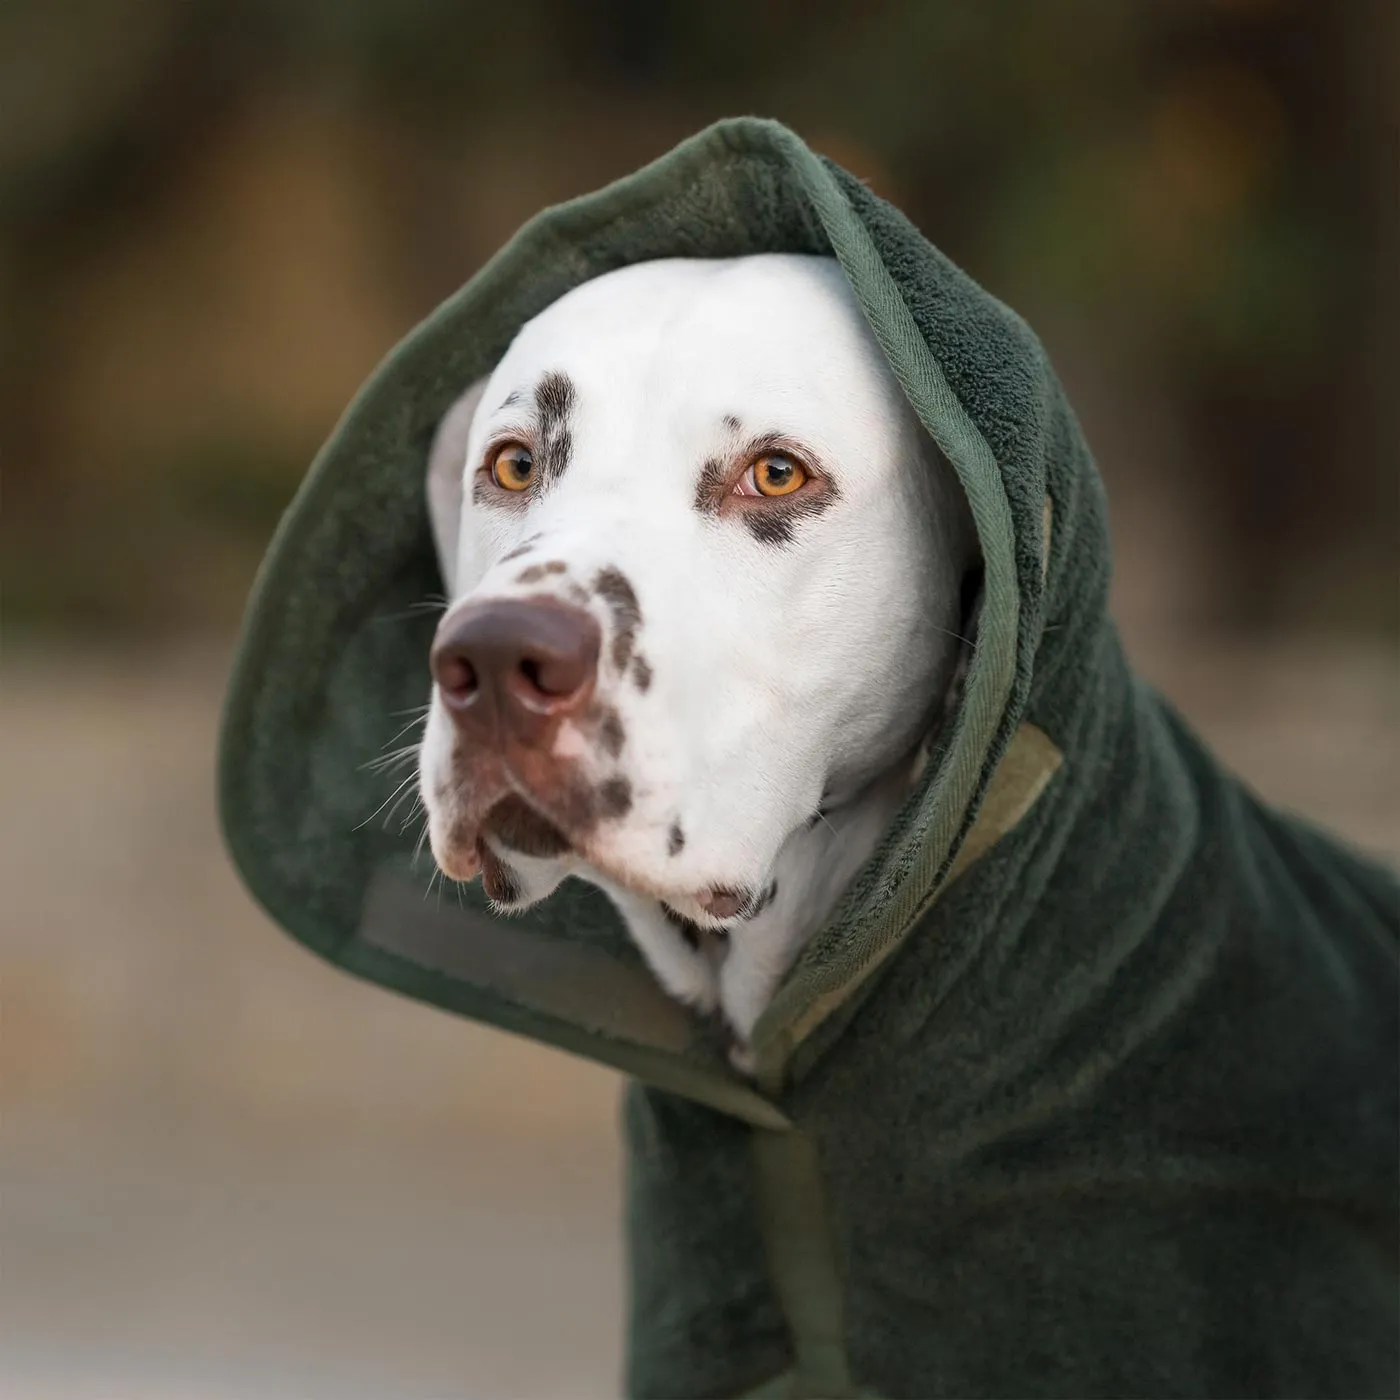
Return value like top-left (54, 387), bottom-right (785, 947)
top-left (430, 597), bottom-right (601, 748)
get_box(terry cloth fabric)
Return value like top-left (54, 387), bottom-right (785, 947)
top-left (218, 118), bottom-right (1400, 1398)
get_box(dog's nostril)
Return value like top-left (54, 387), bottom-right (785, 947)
top-left (433, 650), bottom-right (477, 705)
top-left (519, 657), bottom-right (545, 694)
top-left (516, 652), bottom-right (588, 698)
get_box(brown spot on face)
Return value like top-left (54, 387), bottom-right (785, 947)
top-left (599, 708), bottom-right (626, 758)
top-left (631, 655), bottom-right (652, 693)
top-left (598, 775), bottom-right (632, 819)
top-left (515, 561), bottom-right (567, 584)
top-left (477, 839), bottom-right (523, 904)
top-left (594, 566), bottom-right (642, 673)
top-left (667, 822), bottom-right (685, 856)
top-left (484, 794), bottom-right (571, 857)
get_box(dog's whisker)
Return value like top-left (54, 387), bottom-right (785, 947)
top-left (361, 743), bottom-right (423, 775)
top-left (389, 703), bottom-right (433, 720)
top-left (411, 818), bottom-right (430, 866)
top-left (382, 782), bottom-right (422, 830)
top-left (381, 713), bottom-right (431, 748)
top-left (354, 773), bottom-right (419, 831)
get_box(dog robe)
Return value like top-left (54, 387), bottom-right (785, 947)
top-left (219, 118), bottom-right (1399, 1399)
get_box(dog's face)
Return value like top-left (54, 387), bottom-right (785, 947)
top-left (419, 253), bottom-right (971, 925)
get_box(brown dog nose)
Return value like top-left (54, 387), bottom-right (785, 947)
top-left (430, 598), bottom-right (600, 743)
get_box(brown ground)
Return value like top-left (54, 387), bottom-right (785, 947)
top-left (2, 635), bottom-right (1395, 1397)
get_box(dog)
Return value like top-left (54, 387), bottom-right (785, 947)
top-left (418, 252), bottom-right (978, 1057)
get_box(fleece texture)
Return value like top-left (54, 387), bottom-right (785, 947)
top-left (219, 118), bottom-right (1400, 1398)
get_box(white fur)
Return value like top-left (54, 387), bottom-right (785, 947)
top-left (419, 254), bottom-right (974, 1060)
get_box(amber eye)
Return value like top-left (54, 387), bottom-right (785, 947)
top-left (491, 443), bottom-right (534, 491)
top-left (746, 452), bottom-right (807, 497)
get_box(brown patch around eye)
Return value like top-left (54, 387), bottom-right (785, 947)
top-left (694, 457), bottom-right (728, 513)
top-left (692, 436), bottom-right (838, 545)
top-left (741, 488), bottom-right (838, 548)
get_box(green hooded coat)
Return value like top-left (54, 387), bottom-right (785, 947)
top-left (218, 119), bottom-right (1400, 1398)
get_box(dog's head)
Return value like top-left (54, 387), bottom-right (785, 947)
top-left (419, 253), bottom-right (975, 922)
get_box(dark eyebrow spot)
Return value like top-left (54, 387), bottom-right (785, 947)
top-left (631, 655), bottom-right (652, 693)
top-left (499, 388), bottom-right (523, 409)
top-left (593, 566), bottom-right (642, 672)
top-left (534, 370), bottom-right (576, 487)
top-left (722, 414), bottom-right (742, 433)
top-left (667, 822), bottom-right (685, 856)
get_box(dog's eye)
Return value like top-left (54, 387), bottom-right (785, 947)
top-left (491, 443), bottom-right (534, 491)
top-left (740, 453), bottom-right (807, 498)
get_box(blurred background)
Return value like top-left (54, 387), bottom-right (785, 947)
top-left (2, 1), bottom-right (1396, 1395)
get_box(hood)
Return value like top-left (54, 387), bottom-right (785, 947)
top-left (217, 117), bottom-right (1103, 1110)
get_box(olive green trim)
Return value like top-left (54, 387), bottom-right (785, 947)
top-left (751, 1127), bottom-right (857, 1400)
top-left (357, 868), bottom-right (793, 1131)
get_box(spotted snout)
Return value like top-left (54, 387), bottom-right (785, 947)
top-left (430, 596), bottom-right (601, 748)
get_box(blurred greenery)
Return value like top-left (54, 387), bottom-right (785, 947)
top-left (2, 0), bottom-right (1395, 637)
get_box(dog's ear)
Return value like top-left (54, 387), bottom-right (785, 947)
top-left (425, 378), bottom-right (490, 593)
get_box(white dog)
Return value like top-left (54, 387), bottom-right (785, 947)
top-left (419, 253), bottom-right (977, 1054)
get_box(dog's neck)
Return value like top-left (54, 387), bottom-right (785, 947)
top-left (587, 739), bottom-right (929, 1064)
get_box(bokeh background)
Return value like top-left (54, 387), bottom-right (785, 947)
top-left (3, 2), bottom-right (1396, 1396)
